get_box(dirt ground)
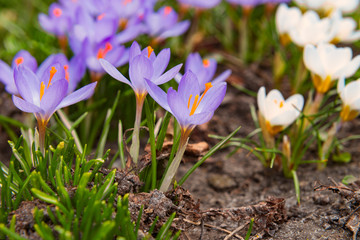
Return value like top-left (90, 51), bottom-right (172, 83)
top-left (3, 61), bottom-right (360, 240)
top-left (174, 63), bottom-right (360, 239)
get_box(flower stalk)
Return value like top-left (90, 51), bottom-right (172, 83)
top-left (130, 94), bottom-right (146, 164)
top-left (159, 129), bottom-right (191, 192)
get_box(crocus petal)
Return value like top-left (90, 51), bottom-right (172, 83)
top-left (174, 73), bottom-right (183, 83)
top-left (116, 24), bottom-right (145, 44)
top-left (36, 54), bottom-right (68, 80)
top-left (99, 58), bottom-right (132, 86)
top-left (40, 79), bottom-right (68, 119)
top-left (38, 14), bottom-right (54, 33)
top-left (304, 44), bottom-right (325, 78)
top-left (334, 55), bottom-right (360, 79)
top-left (196, 82), bottom-right (227, 113)
top-left (285, 94), bottom-right (304, 113)
top-left (212, 70), bottom-right (232, 85)
top-left (0, 60), bottom-right (17, 95)
top-left (145, 78), bottom-right (171, 113)
top-left (269, 108), bottom-right (300, 127)
top-left (337, 76), bottom-right (346, 100)
top-left (12, 50), bottom-right (37, 72)
top-left (189, 111), bottom-right (214, 126)
top-left (152, 64), bottom-right (182, 85)
top-left (167, 88), bottom-right (190, 127)
top-left (152, 48), bottom-right (170, 78)
top-left (159, 20), bottom-right (190, 39)
top-left (129, 55), bottom-right (153, 94)
top-left (177, 70), bottom-right (200, 103)
top-left (343, 80), bottom-right (360, 106)
top-left (129, 41), bottom-right (141, 63)
top-left (12, 95), bottom-right (42, 113)
top-left (56, 82), bottom-right (97, 110)
top-left (257, 86), bottom-right (266, 117)
top-left (14, 66), bottom-right (41, 106)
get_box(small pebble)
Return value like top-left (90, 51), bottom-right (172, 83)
top-left (313, 194), bottom-right (330, 205)
top-left (323, 223), bottom-right (331, 230)
top-left (207, 173), bottom-right (237, 191)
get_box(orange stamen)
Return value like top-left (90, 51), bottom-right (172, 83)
top-left (189, 95), bottom-right (199, 116)
top-left (48, 66), bottom-right (57, 88)
top-left (147, 46), bottom-right (154, 58)
top-left (122, 0), bottom-right (132, 5)
top-left (40, 82), bottom-right (45, 100)
top-left (53, 8), bottom-right (62, 17)
top-left (279, 101), bottom-right (284, 108)
top-left (202, 59), bottom-right (210, 68)
top-left (164, 6), bottom-right (172, 16)
top-left (64, 65), bottom-right (69, 82)
top-left (97, 42), bottom-right (113, 59)
top-left (188, 82), bottom-right (213, 116)
top-left (97, 13), bottom-right (105, 20)
top-left (187, 94), bottom-right (193, 109)
top-left (15, 57), bottom-right (24, 66)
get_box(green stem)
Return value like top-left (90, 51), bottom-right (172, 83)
top-left (159, 132), bottom-right (189, 192)
top-left (318, 121), bottom-right (341, 170)
top-left (293, 55), bottom-right (307, 93)
top-left (239, 13), bottom-right (249, 63)
top-left (129, 94), bottom-right (145, 164)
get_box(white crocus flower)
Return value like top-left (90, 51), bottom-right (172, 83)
top-left (330, 10), bottom-right (360, 43)
top-left (275, 4), bottom-right (302, 45)
top-left (324, 0), bottom-right (360, 14)
top-left (288, 10), bottom-right (336, 47)
top-left (337, 77), bottom-right (360, 121)
top-left (257, 87), bottom-right (304, 136)
top-left (303, 43), bottom-right (360, 93)
top-left (293, 0), bottom-right (327, 10)
top-left (294, 0), bottom-right (359, 14)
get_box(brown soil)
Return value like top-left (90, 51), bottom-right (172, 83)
top-left (3, 62), bottom-right (360, 240)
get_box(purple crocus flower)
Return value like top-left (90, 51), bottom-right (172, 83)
top-left (176, 53), bottom-right (232, 92)
top-left (145, 70), bottom-right (227, 191)
top-left (12, 65), bottom-right (97, 153)
top-left (100, 41), bottom-right (182, 163)
top-left (84, 38), bottom-right (128, 75)
top-left (178, 0), bottom-right (221, 9)
top-left (70, 7), bottom-right (118, 50)
top-left (39, 3), bottom-right (72, 37)
top-left (227, 0), bottom-right (263, 6)
top-left (144, 6), bottom-right (190, 41)
top-left (0, 50), bottom-right (37, 95)
top-left (36, 53), bottom-right (86, 94)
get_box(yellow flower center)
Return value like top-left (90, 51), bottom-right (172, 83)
top-left (187, 83), bottom-right (213, 116)
top-left (265, 120), bottom-right (283, 136)
top-left (312, 74), bottom-right (333, 94)
top-left (279, 33), bottom-right (291, 46)
top-left (340, 105), bottom-right (359, 122)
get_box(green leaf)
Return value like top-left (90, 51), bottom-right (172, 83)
top-left (96, 91), bottom-right (121, 158)
top-left (156, 112), bottom-right (171, 151)
top-left (0, 224), bottom-right (27, 240)
top-left (144, 99), bottom-right (157, 190)
top-left (333, 152), bottom-right (351, 163)
top-left (342, 175), bottom-right (357, 185)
